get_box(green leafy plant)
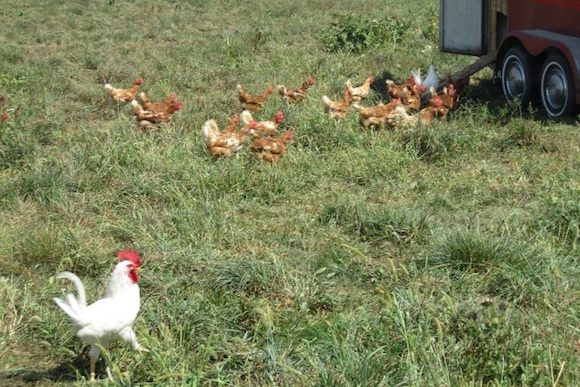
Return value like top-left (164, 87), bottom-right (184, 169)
top-left (318, 13), bottom-right (411, 53)
top-left (0, 73), bottom-right (27, 88)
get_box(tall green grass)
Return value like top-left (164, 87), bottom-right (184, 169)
top-left (1, 0), bottom-right (579, 385)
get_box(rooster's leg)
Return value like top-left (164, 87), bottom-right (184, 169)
top-left (88, 345), bottom-right (101, 381)
top-left (89, 356), bottom-right (96, 381)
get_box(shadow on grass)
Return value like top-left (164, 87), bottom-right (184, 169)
top-left (458, 77), bottom-right (579, 124)
top-left (0, 350), bottom-right (104, 384)
top-left (370, 70), bottom-right (397, 103)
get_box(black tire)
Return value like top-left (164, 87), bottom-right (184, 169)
top-left (501, 46), bottom-right (535, 106)
top-left (540, 53), bottom-right (575, 118)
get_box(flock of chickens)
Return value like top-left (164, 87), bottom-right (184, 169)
top-left (51, 67), bottom-right (459, 381)
top-left (104, 66), bottom-right (458, 163)
top-left (322, 64), bottom-right (457, 128)
top-left (104, 78), bottom-right (183, 129)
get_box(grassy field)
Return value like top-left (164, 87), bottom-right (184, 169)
top-left (1, 0), bottom-right (579, 385)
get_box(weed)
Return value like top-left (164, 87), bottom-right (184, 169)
top-left (536, 195), bottom-right (580, 249)
top-left (499, 118), bottom-right (542, 150)
top-left (400, 123), bottom-right (460, 162)
top-left (320, 198), bottom-right (429, 247)
top-left (318, 13), bottom-right (411, 53)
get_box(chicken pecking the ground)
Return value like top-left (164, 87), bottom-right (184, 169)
top-left (346, 76), bottom-right (374, 103)
top-left (202, 116), bottom-right (258, 158)
top-left (53, 248), bottom-right (148, 381)
top-left (139, 92), bottom-right (180, 115)
top-left (429, 84), bottom-right (458, 110)
top-left (419, 95), bottom-right (450, 123)
top-left (322, 87), bottom-right (352, 119)
top-left (250, 128), bottom-right (293, 163)
top-left (237, 84), bottom-right (275, 112)
top-left (400, 86), bottom-right (422, 112)
top-left (104, 78), bottom-right (144, 103)
top-left (278, 77), bottom-right (316, 104)
top-left (386, 78), bottom-right (426, 100)
top-left (390, 105), bottom-right (419, 127)
top-left (352, 98), bottom-right (401, 129)
top-left (364, 91), bottom-right (452, 129)
top-left (131, 99), bottom-right (182, 129)
top-left (240, 110), bottom-right (284, 136)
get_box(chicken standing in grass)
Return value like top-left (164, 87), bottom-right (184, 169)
top-left (202, 116), bottom-right (258, 158)
top-left (278, 77), bottom-right (316, 103)
top-left (419, 94), bottom-right (451, 122)
top-left (131, 98), bottom-right (182, 128)
top-left (139, 92), bottom-right (180, 115)
top-left (346, 76), bottom-right (374, 103)
top-left (237, 84), bottom-right (275, 112)
top-left (104, 78), bottom-right (144, 103)
top-left (53, 249), bottom-right (147, 381)
top-left (250, 128), bottom-right (293, 163)
top-left (400, 86), bottom-right (422, 111)
top-left (429, 84), bottom-right (458, 110)
top-left (352, 98), bottom-right (401, 129)
top-left (322, 87), bottom-right (352, 119)
top-left (240, 110), bottom-right (284, 135)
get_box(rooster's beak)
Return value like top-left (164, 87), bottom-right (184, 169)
top-left (136, 267), bottom-right (142, 272)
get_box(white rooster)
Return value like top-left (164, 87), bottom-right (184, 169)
top-left (411, 64), bottom-right (440, 91)
top-left (53, 248), bottom-right (147, 380)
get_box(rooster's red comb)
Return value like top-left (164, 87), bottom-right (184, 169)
top-left (117, 248), bottom-right (142, 267)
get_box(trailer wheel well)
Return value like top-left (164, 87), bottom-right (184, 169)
top-left (497, 39), bottom-right (526, 73)
top-left (496, 39), bottom-right (543, 80)
top-left (541, 46), bottom-right (562, 59)
top-left (496, 38), bottom-right (523, 75)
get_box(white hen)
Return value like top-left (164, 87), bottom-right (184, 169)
top-left (54, 249), bottom-right (146, 380)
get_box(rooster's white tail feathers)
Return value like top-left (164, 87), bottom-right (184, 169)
top-left (53, 271), bottom-right (88, 324)
top-left (411, 64), bottom-right (440, 90)
top-left (423, 64), bottom-right (440, 90)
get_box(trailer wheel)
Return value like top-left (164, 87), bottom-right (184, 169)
top-left (501, 46), bottom-right (534, 106)
top-left (540, 53), bottom-right (575, 118)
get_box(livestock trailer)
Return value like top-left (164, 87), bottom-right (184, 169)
top-left (440, 0), bottom-right (580, 117)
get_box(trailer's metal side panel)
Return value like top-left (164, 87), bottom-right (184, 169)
top-left (439, 0), bottom-right (484, 55)
top-left (509, 0), bottom-right (580, 37)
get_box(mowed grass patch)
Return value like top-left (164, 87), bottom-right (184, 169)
top-left (1, 0), bottom-right (580, 385)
